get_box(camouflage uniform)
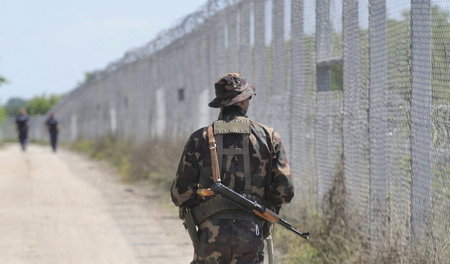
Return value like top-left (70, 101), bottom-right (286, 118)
top-left (171, 73), bottom-right (294, 264)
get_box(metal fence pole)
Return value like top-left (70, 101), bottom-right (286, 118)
top-left (410, 0), bottom-right (432, 241)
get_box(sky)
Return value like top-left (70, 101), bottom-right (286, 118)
top-left (0, 0), bottom-right (206, 103)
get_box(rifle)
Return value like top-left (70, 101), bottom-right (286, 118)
top-left (197, 182), bottom-right (310, 240)
top-left (202, 125), bottom-right (309, 240)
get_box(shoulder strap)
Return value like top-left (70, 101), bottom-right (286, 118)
top-left (207, 125), bottom-right (221, 183)
top-left (216, 134), bottom-right (224, 183)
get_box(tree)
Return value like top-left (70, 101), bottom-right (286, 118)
top-left (5, 97), bottom-right (27, 116)
top-left (0, 106), bottom-right (6, 122)
top-left (26, 94), bottom-right (61, 115)
top-left (84, 71), bottom-right (95, 82)
top-left (431, 6), bottom-right (450, 102)
top-left (0, 76), bottom-right (6, 122)
top-left (0, 76), bottom-right (6, 86)
top-left (385, 6), bottom-right (450, 102)
top-left (77, 71), bottom-right (96, 85)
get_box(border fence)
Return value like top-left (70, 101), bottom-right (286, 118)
top-left (5, 0), bottom-right (448, 262)
top-left (0, 115), bottom-right (47, 143)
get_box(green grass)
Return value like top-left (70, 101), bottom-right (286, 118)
top-left (69, 135), bottom-right (183, 188)
top-left (273, 225), bottom-right (322, 264)
top-left (70, 135), bottom-right (131, 181)
top-left (272, 155), bottom-right (370, 264)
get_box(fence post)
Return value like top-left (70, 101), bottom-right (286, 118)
top-left (343, 0), bottom-right (373, 248)
top-left (253, 0), bottom-right (268, 122)
top-left (368, 0), bottom-right (389, 254)
top-left (410, 0), bottom-right (432, 241)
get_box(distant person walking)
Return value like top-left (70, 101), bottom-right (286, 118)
top-left (46, 113), bottom-right (59, 152)
top-left (15, 108), bottom-right (29, 151)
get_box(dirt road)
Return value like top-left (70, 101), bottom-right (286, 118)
top-left (0, 144), bottom-right (192, 264)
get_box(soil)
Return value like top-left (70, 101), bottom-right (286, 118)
top-left (0, 144), bottom-right (192, 264)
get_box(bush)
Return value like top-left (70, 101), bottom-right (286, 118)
top-left (70, 135), bottom-right (131, 179)
top-left (273, 154), bottom-right (368, 264)
top-left (70, 139), bottom-right (94, 155)
top-left (70, 136), bottom-right (184, 188)
top-left (128, 138), bottom-right (184, 188)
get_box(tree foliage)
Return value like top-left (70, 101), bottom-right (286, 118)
top-left (26, 94), bottom-right (61, 115)
top-left (0, 76), bottom-right (8, 121)
top-left (4, 97), bottom-right (27, 116)
top-left (2, 94), bottom-right (62, 117)
top-left (0, 106), bottom-right (6, 122)
top-left (0, 76), bottom-right (6, 86)
top-left (385, 6), bottom-right (450, 102)
top-left (431, 6), bottom-right (450, 102)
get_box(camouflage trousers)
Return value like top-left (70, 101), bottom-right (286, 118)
top-left (193, 217), bottom-right (264, 264)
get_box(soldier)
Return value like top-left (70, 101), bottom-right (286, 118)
top-left (15, 108), bottom-right (29, 151)
top-left (171, 72), bottom-right (294, 264)
top-left (46, 112), bottom-right (59, 152)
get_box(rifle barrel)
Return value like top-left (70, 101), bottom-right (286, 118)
top-left (278, 219), bottom-right (310, 239)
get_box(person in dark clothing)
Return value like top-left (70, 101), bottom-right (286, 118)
top-left (46, 112), bottom-right (59, 152)
top-left (15, 108), bottom-right (29, 151)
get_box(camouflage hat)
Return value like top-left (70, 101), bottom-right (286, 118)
top-left (208, 72), bottom-right (256, 108)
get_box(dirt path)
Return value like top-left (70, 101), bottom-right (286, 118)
top-left (0, 144), bottom-right (192, 264)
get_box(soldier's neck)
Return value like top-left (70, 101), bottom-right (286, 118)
top-left (218, 105), bottom-right (247, 121)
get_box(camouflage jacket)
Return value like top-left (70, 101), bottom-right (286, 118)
top-left (171, 106), bottom-right (294, 210)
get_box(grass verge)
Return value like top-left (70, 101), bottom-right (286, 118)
top-left (69, 135), bottom-right (183, 190)
top-left (272, 154), bottom-right (367, 264)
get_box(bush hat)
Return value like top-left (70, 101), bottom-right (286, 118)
top-left (208, 72), bottom-right (256, 108)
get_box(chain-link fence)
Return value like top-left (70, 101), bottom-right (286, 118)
top-left (0, 115), bottom-right (47, 143)
top-left (14, 0), bottom-right (448, 262)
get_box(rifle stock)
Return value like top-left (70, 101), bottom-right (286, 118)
top-left (208, 183), bottom-right (310, 239)
top-left (252, 209), bottom-right (280, 223)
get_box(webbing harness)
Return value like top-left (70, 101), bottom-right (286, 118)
top-left (191, 117), bottom-right (254, 224)
top-left (213, 117), bottom-right (252, 193)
